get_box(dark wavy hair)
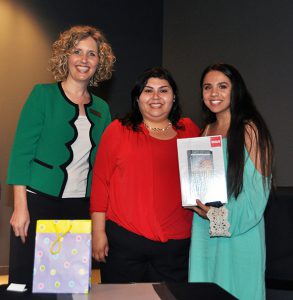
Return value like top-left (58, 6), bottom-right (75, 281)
top-left (120, 67), bottom-right (182, 131)
top-left (200, 63), bottom-right (274, 198)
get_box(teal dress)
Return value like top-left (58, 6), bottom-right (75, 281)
top-left (189, 139), bottom-right (270, 300)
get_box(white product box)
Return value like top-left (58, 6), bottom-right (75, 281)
top-left (177, 135), bottom-right (227, 207)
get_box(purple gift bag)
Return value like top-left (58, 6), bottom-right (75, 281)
top-left (32, 220), bottom-right (92, 294)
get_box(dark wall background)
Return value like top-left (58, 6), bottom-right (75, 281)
top-left (163, 0), bottom-right (293, 186)
top-left (1, 0), bottom-right (292, 273)
top-left (15, 0), bottom-right (163, 117)
top-left (0, 0), bottom-right (162, 273)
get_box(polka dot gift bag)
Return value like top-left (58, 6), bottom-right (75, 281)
top-left (32, 220), bottom-right (91, 294)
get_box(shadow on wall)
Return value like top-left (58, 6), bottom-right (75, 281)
top-left (265, 186), bottom-right (293, 284)
top-left (0, 1), bottom-right (53, 272)
top-left (0, 0), bottom-right (163, 274)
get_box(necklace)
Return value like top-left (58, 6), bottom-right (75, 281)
top-left (144, 121), bottom-right (172, 132)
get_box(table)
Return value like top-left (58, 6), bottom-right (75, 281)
top-left (0, 282), bottom-right (236, 299)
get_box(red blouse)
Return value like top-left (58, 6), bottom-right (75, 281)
top-left (90, 118), bottom-right (200, 242)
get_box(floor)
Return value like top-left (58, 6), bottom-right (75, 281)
top-left (0, 269), bottom-right (101, 285)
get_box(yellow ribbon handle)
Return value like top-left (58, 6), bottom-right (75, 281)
top-left (50, 223), bottom-right (72, 255)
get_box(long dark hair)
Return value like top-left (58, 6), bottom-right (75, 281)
top-left (200, 63), bottom-right (274, 198)
top-left (120, 67), bottom-right (182, 131)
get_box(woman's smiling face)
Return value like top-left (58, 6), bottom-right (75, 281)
top-left (202, 70), bottom-right (232, 117)
top-left (138, 77), bottom-right (174, 123)
top-left (67, 36), bottom-right (99, 84)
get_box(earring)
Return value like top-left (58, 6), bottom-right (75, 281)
top-left (173, 96), bottom-right (175, 102)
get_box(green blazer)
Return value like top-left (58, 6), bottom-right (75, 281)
top-left (7, 82), bottom-right (111, 197)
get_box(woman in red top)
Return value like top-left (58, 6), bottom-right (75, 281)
top-left (90, 67), bottom-right (200, 283)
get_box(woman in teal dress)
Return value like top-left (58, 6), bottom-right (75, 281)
top-left (189, 63), bottom-right (274, 300)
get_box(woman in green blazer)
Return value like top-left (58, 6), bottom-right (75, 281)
top-left (7, 25), bottom-right (115, 290)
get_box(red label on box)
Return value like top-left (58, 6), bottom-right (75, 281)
top-left (210, 136), bottom-right (221, 147)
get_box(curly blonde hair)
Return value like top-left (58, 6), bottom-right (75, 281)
top-left (48, 25), bottom-right (115, 86)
